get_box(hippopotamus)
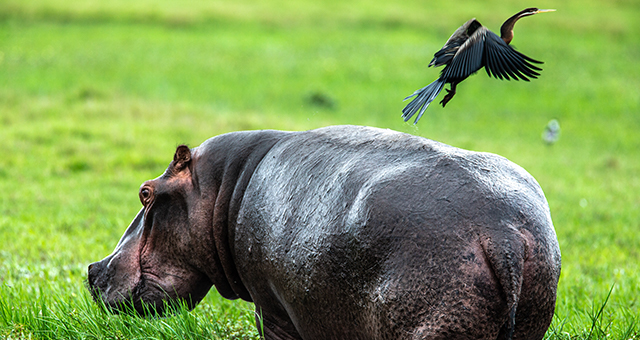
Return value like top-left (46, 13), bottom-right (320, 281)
top-left (87, 125), bottom-right (561, 340)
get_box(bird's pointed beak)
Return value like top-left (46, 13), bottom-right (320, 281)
top-left (536, 9), bottom-right (556, 14)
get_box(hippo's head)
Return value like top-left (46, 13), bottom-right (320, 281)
top-left (87, 145), bottom-right (216, 316)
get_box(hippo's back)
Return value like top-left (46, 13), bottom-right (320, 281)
top-left (235, 125), bottom-right (560, 340)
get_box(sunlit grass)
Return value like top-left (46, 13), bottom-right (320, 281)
top-left (0, 277), bottom-right (259, 339)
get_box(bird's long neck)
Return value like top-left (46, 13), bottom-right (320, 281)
top-left (500, 11), bottom-right (526, 45)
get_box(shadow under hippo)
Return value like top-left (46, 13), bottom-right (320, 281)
top-left (87, 125), bottom-right (561, 340)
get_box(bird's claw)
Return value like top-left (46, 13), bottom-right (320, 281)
top-left (440, 90), bottom-right (455, 107)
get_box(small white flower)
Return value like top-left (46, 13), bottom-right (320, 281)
top-left (542, 119), bottom-right (561, 144)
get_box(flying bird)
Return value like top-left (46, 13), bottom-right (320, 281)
top-left (402, 8), bottom-right (555, 124)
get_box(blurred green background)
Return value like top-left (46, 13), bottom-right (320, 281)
top-left (1, 0), bottom-right (639, 338)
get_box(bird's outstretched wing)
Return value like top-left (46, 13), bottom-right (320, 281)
top-left (437, 27), bottom-right (543, 82)
top-left (482, 30), bottom-right (542, 81)
top-left (438, 26), bottom-right (487, 81)
top-left (429, 18), bottom-right (482, 68)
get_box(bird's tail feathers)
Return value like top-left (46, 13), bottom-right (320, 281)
top-left (402, 79), bottom-right (446, 125)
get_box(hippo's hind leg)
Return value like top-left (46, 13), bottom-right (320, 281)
top-left (376, 241), bottom-right (510, 339)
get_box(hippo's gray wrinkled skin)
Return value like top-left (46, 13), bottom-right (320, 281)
top-left (88, 125), bottom-right (561, 340)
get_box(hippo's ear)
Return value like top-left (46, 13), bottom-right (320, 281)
top-left (173, 145), bottom-right (192, 172)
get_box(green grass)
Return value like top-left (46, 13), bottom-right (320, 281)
top-left (1, 0), bottom-right (639, 338)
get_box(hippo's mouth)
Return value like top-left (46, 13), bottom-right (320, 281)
top-left (86, 267), bottom-right (205, 317)
top-left (86, 271), bottom-right (178, 317)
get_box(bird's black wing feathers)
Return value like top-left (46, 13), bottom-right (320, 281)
top-left (483, 31), bottom-right (543, 81)
top-left (439, 26), bottom-right (486, 81)
top-left (429, 18), bottom-right (479, 67)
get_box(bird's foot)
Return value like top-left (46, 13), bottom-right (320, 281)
top-left (440, 88), bottom-right (456, 107)
top-left (440, 89), bottom-right (456, 107)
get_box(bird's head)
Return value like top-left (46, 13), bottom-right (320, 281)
top-left (517, 8), bottom-right (556, 19)
top-left (500, 8), bottom-right (555, 44)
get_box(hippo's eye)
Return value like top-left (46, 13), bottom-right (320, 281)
top-left (139, 187), bottom-right (152, 206)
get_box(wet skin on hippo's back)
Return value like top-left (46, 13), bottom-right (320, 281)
top-left (87, 125), bottom-right (561, 340)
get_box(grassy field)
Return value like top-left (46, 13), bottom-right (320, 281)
top-left (1, 0), bottom-right (639, 338)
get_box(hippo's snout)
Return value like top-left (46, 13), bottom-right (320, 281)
top-left (87, 262), bottom-right (98, 298)
top-left (87, 262), bottom-right (100, 288)
top-left (87, 261), bottom-right (106, 303)
top-left (86, 258), bottom-right (153, 316)
top-left (86, 258), bottom-right (122, 312)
